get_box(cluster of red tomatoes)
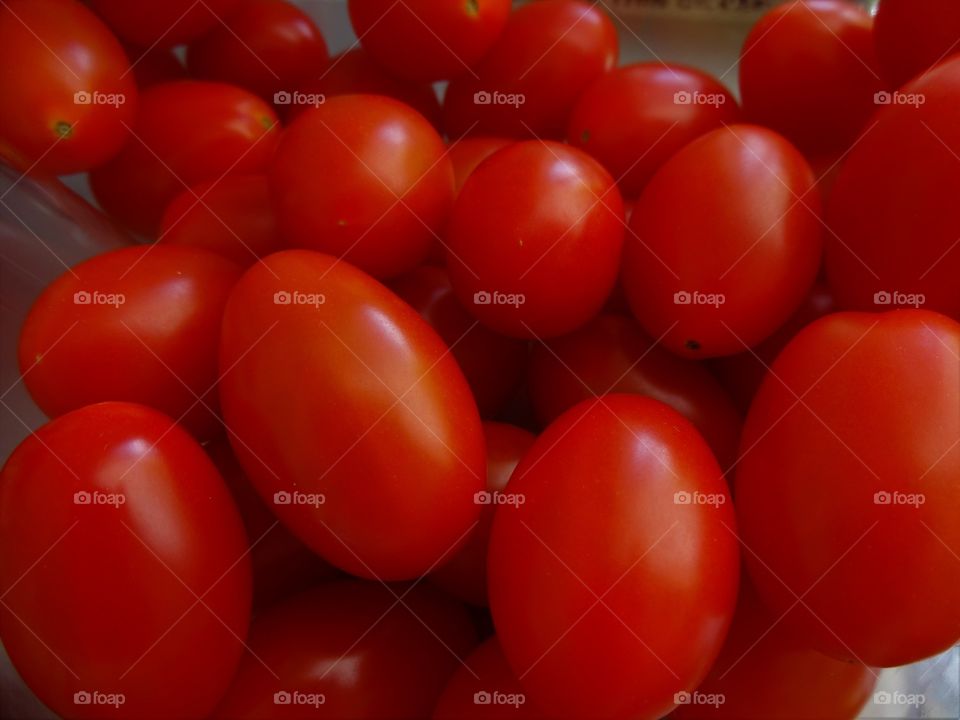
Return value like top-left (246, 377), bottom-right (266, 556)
top-left (1, 0), bottom-right (959, 718)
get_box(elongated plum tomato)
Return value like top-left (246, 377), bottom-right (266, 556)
top-left (735, 310), bottom-right (960, 667)
top-left (218, 250), bottom-right (485, 580)
top-left (0, 0), bottom-right (137, 175)
top-left (270, 94), bottom-right (454, 279)
top-left (622, 124), bottom-right (822, 358)
top-left (446, 140), bottom-right (624, 339)
top-left (18, 245), bottom-right (242, 441)
top-left (874, 0), bottom-right (960, 88)
top-left (489, 395), bottom-right (739, 719)
top-left (0, 402), bottom-right (251, 720)
top-left (825, 57), bottom-right (960, 320)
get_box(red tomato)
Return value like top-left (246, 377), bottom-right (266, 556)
top-left (825, 58), bottom-right (960, 321)
top-left (0, 402), bottom-right (251, 719)
top-left (18, 245), bottom-right (242, 440)
top-left (391, 266), bottom-right (528, 418)
top-left (89, 81), bottom-right (280, 236)
top-left (349, 0), bottom-right (511, 83)
top-left (527, 314), bottom-right (742, 472)
top-left (0, 0), bottom-right (137, 175)
top-left (739, 0), bottom-right (885, 155)
top-left (159, 175), bottom-right (283, 266)
top-left (673, 581), bottom-right (877, 719)
top-left (187, 0), bottom-right (328, 102)
top-left (433, 637), bottom-right (548, 719)
top-left (621, 124), bottom-right (823, 358)
top-left (443, 0), bottom-right (618, 139)
top-left (271, 94), bottom-right (454, 279)
top-left (288, 48), bottom-right (442, 127)
top-left (489, 395), bottom-right (739, 719)
top-left (123, 44), bottom-right (188, 88)
top-left (567, 63), bottom-right (740, 198)
top-left (446, 140), bottom-right (624, 339)
top-left (213, 581), bottom-right (478, 719)
top-left (448, 136), bottom-right (513, 193)
top-left (431, 422), bottom-right (535, 606)
top-left (219, 250), bottom-right (485, 580)
top-left (89, 0), bottom-right (243, 48)
top-left (735, 310), bottom-right (960, 667)
top-left (874, 0), bottom-right (960, 88)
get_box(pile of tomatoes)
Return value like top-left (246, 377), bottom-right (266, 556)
top-left (1, 0), bottom-right (959, 718)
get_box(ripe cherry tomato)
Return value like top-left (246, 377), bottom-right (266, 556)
top-left (446, 141), bottom-right (624, 339)
top-left (673, 581), bottom-right (877, 719)
top-left (739, 0), bottom-right (885, 155)
top-left (89, 0), bottom-right (242, 48)
top-left (489, 395), bottom-right (739, 719)
top-left (431, 422), bottom-right (535, 606)
top-left (825, 57), bottom-right (960, 320)
top-left (219, 250), bottom-right (485, 580)
top-left (0, 402), bottom-right (251, 720)
top-left (349, 0), bottom-right (511, 83)
top-left (735, 310), bottom-right (960, 667)
top-left (271, 94), bottom-right (454, 279)
top-left (287, 49), bottom-right (442, 127)
top-left (621, 124), bottom-right (823, 358)
top-left (567, 63), bottom-right (740, 198)
top-left (527, 314), bottom-right (742, 472)
top-left (443, 0), bottom-right (618, 139)
top-left (391, 266), bottom-right (528, 418)
top-left (433, 637), bottom-right (548, 719)
top-left (0, 0), bottom-right (137, 175)
top-left (213, 580), bottom-right (478, 719)
top-left (448, 136), bottom-right (512, 193)
top-left (89, 81), bottom-right (280, 236)
top-left (18, 245), bottom-right (242, 441)
top-left (187, 0), bottom-right (328, 102)
top-left (159, 175), bottom-right (283, 267)
top-left (874, 0), bottom-right (960, 88)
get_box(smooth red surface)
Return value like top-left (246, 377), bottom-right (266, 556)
top-left (90, 0), bottom-right (243, 47)
top-left (448, 136), bottom-right (513, 193)
top-left (874, 0), bottom-right (960, 88)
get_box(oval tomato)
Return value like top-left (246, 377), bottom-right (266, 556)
top-left (488, 395), bottom-right (739, 719)
top-left (219, 250), bottom-right (485, 580)
top-left (18, 245), bottom-right (242, 440)
top-left (446, 140), bottom-right (624, 339)
top-left (567, 63), bottom-right (740, 198)
top-left (622, 124), bottom-right (823, 358)
top-left (874, 0), bottom-right (960, 88)
top-left (89, 0), bottom-right (242, 47)
top-left (0, 0), bottom-right (137, 175)
top-left (271, 94), bottom-right (454, 279)
top-left (0, 402), bottom-right (251, 719)
top-left (448, 136), bottom-right (513, 193)
top-left (735, 310), bottom-right (960, 667)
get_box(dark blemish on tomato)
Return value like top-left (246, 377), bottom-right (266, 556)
top-left (580, 129), bottom-right (590, 143)
top-left (685, 339), bottom-right (701, 351)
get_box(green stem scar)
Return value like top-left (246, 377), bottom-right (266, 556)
top-left (54, 121), bottom-right (73, 139)
top-left (465, 0), bottom-right (479, 17)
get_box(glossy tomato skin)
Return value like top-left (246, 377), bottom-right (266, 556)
top-left (527, 314), bottom-right (742, 472)
top-left (90, 81), bottom-right (280, 236)
top-left (18, 245), bottom-right (242, 441)
top-left (874, 0), bottom-right (960, 88)
top-left (443, 0), bottom-right (618, 139)
top-left (448, 136), bottom-right (513, 193)
top-left (214, 580), bottom-right (478, 719)
top-left (349, 0), bottom-right (510, 83)
top-left (739, 0), bottom-right (885, 155)
top-left (825, 58), bottom-right (960, 321)
top-left (567, 63), bottom-right (740, 198)
top-left (622, 124), bottom-right (822, 358)
top-left (219, 250), bottom-right (485, 580)
top-left (735, 310), bottom-right (960, 667)
top-left (673, 581), bottom-right (877, 719)
top-left (271, 94), bottom-right (454, 279)
top-left (0, 402), bottom-right (251, 720)
top-left (0, 0), bottom-right (137, 175)
top-left (489, 395), bottom-right (739, 720)
top-left (431, 422), bottom-right (535, 606)
top-left (391, 266), bottom-right (528, 418)
top-left (90, 0), bottom-right (242, 47)
top-left (446, 141), bottom-right (624, 339)
top-left (187, 0), bottom-right (328, 102)
top-left (159, 175), bottom-right (283, 267)
top-left (433, 637), bottom-right (549, 719)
